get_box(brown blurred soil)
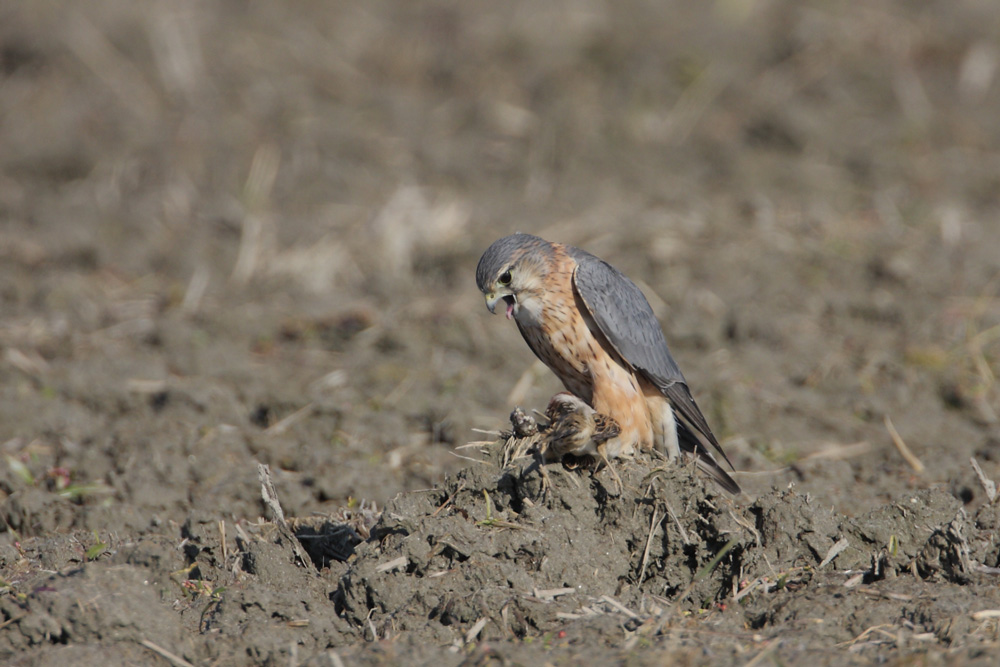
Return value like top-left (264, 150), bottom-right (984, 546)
top-left (2, 1), bottom-right (1000, 664)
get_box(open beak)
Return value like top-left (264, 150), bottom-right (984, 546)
top-left (484, 293), bottom-right (516, 319)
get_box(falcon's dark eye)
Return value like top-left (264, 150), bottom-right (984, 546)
top-left (498, 270), bottom-right (512, 286)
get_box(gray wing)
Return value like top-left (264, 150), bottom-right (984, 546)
top-left (568, 249), bottom-right (684, 384)
top-left (570, 249), bottom-right (739, 493)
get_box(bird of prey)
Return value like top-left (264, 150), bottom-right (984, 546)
top-left (476, 233), bottom-right (740, 494)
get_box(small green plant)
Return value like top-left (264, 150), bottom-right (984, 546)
top-left (475, 490), bottom-right (520, 530)
top-left (6, 456), bottom-right (35, 485)
top-left (182, 579), bottom-right (226, 601)
top-left (86, 531), bottom-right (108, 560)
top-left (0, 577), bottom-right (27, 602)
top-left (59, 481), bottom-right (113, 501)
top-left (694, 537), bottom-right (739, 581)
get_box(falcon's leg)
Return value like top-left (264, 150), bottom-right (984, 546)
top-left (647, 398), bottom-right (681, 460)
top-left (663, 404), bottom-right (681, 460)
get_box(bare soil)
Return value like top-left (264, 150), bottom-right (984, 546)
top-left (2, 1), bottom-right (1000, 664)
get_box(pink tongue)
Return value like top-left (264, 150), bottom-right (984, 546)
top-left (505, 301), bottom-right (515, 320)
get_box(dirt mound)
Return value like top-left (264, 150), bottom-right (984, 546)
top-left (337, 446), bottom-right (746, 641)
top-left (334, 439), bottom-right (1000, 657)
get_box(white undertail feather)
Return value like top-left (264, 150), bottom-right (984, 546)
top-left (648, 398), bottom-right (681, 459)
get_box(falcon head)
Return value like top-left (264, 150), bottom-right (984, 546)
top-left (476, 233), bottom-right (554, 321)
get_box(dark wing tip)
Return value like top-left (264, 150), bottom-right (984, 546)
top-left (695, 458), bottom-right (742, 495)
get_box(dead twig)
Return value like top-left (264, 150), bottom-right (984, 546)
top-left (180, 265), bottom-right (209, 315)
top-left (855, 587), bottom-right (912, 601)
top-left (743, 639), bottom-right (780, 667)
top-left (256, 463), bottom-right (314, 571)
top-left (140, 639), bottom-right (195, 667)
top-left (432, 482), bottom-right (466, 517)
top-left (665, 500), bottom-right (691, 545)
top-left (728, 509), bottom-right (761, 548)
top-left (819, 538), bottom-right (850, 569)
top-left (375, 556), bottom-right (408, 574)
top-left (449, 451), bottom-right (487, 464)
top-left (531, 587), bottom-right (576, 600)
top-left (219, 520), bottom-right (227, 565)
top-left (843, 573), bottom-right (865, 588)
top-left (733, 578), bottom-right (762, 602)
top-left (0, 613), bottom-right (26, 631)
top-left (264, 403), bottom-right (315, 435)
top-left (464, 616), bottom-right (488, 643)
top-left (801, 441), bottom-right (871, 463)
top-left (457, 441), bottom-right (494, 450)
top-left (637, 508), bottom-right (660, 585)
top-left (972, 563), bottom-right (1000, 575)
top-left (600, 595), bottom-right (640, 619)
top-left (258, 463), bottom-right (287, 523)
top-left (835, 623), bottom-right (897, 648)
top-left (884, 416), bottom-right (925, 474)
top-left (970, 457), bottom-right (997, 503)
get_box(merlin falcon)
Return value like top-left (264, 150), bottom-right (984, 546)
top-left (476, 233), bottom-right (740, 494)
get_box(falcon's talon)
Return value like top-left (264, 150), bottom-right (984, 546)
top-left (477, 233), bottom-right (741, 495)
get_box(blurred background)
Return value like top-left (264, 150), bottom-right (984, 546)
top-left (1, 0), bottom-right (999, 523)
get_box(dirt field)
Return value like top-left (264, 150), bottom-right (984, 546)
top-left (2, 1), bottom-right (1000, 664)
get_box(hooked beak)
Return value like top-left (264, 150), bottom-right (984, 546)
top-left (485, 292), bottom-right (500, 315)
top-left (484, 293), bottom-right (516, 319)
